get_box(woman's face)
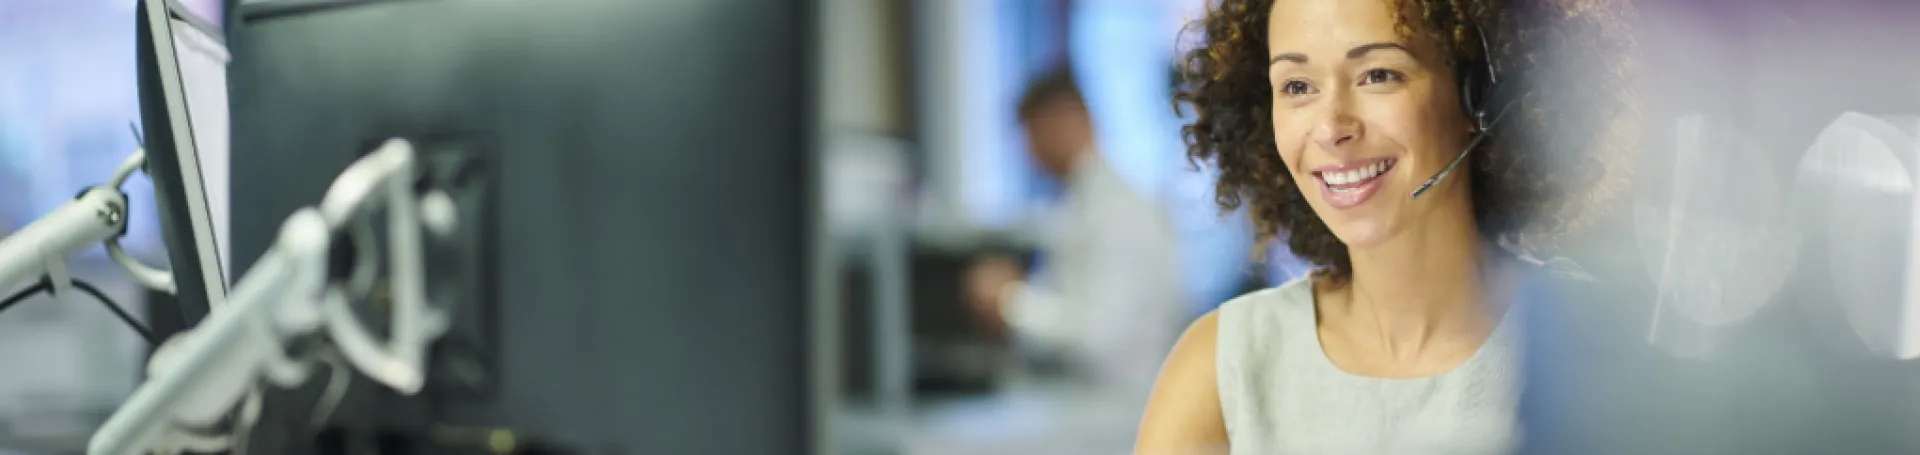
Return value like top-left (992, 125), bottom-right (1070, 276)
top-left (1265, 0), bottom-right (1473, 250)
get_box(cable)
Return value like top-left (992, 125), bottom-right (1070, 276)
top-left (0, 280), bottom-right (54, 316)
top-left (0, 279), bottom-right (53, 314)
top-left (71, 278), bottom-right (159, 344)
top-left (0, 276), bottom-right (158, 344)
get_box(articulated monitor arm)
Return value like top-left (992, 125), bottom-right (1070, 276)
top-left (0, 153), bottom-right (150, 301)
top-left (88, 139), bottom-right (456, 455)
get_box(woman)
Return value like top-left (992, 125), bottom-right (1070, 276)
top-left (1136, 0), bottom-right (1634, 453)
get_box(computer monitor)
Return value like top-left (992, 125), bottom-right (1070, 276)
top-left (225, 1), bottom-right (815, 453)
top-left (134, 0), bottom-right (230, 330)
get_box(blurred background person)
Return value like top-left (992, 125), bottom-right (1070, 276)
top-left (886, 3), bottom-right (1276, 451)
top-left (964, 63), bottom-right (1186, 398)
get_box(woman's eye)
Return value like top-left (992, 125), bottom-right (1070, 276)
top-left (1279, 79), bottom-right (1316, 96)
top-left (1359, 68), bottom-right (1404, 85)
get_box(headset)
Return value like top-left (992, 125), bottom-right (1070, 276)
top-left (1410, 26), bottom-right (1522, 199)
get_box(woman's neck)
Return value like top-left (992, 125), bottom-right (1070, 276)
top-left (1331, 201), bottom-right (1497, 357)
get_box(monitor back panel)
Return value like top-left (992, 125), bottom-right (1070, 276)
top-left (227, 1), bottom-right (814, 453)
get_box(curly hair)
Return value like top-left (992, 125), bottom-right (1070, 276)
top-left (1175, 0), bottom-right (1639, 282)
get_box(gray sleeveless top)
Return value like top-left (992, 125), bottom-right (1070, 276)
top-left (1216, 277), bottom-right (1523, 454)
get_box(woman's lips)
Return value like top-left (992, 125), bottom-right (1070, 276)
top-left (1313, 158), bottom-right (1396, 210)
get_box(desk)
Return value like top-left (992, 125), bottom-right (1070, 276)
top-left (838, 379), bottom-right (1144, 455)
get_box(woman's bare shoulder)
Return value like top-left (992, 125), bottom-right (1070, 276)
top-left (1134, 310), bottom-right (1227, 455)
top-left (1167, 310), bottom-right (1223, 378)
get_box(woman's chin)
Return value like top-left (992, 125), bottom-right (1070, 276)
top-left (1329, 220), bottom-right (1396, 252)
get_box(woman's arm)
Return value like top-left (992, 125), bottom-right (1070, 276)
top-left (1134, 311), bottom-right (1229, 455)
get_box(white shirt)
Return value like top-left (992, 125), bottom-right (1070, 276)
top-left (1001, 153), bottom-right (1187, 395)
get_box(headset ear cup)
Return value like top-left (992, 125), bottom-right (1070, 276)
top-left (1457, 64), bottom-right (1484, 130)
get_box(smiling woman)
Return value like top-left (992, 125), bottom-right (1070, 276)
top-left (1182, 0), bottom-right (1636, 280)
top-left (1136, 0), bottom-right (1636, 453)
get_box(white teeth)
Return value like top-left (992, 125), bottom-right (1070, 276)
top-left (1323, 161), bottom-right (1389, 187)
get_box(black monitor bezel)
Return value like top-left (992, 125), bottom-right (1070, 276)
top-left (136, 0), bottom-right (230, 329)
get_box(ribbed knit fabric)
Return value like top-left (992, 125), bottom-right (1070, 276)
top-left (1215, 276), bottom-right (1523, 454)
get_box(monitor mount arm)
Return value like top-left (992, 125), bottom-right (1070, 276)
top-left (85, 139), bottom-right (457, 455)
top-left (0, 152), bottom-right (157, 301)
